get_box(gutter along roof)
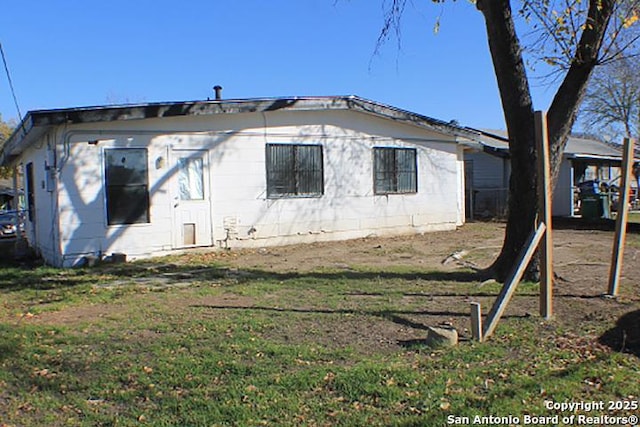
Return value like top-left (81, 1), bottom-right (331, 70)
top-left (0, 95), bottom-right (480, 167)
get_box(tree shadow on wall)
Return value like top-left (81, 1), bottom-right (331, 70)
top-left (599, 309), bottom-right (640, 357)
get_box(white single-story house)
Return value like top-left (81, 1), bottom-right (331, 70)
top-left (0, 95), bottom-right (480, 267)
top-left (464, 130), bottom-right (637, 218)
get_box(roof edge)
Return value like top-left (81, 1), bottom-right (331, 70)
top-left (0, 115), bottom-right (35, 167)
top-left (1, 95), bottom-right (479, 166)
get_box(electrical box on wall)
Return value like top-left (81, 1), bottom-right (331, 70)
top-left (45, 148), bottom-right (56, 192)
top-left (44, 162), bottom-right (55, 192)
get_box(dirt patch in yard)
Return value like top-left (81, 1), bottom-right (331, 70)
top-left (10, 221), bottom-right (640, 355)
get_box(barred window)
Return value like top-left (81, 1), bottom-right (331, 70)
top-left (266, 144), bottom-right (324, 198)
top-left (374, 147), bottom-right (417, 194)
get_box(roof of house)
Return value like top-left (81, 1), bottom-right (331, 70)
top-left (0, 95), bottom-right (480, 166)
top-left (473, 129), bottom-right (628, 161)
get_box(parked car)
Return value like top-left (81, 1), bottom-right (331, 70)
top-left (0, 211), bottom-right (25, 238)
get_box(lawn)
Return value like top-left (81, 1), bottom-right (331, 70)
top-left (0, 223), bottom-right (639, 426)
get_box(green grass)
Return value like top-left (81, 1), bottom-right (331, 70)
top-left (0, 259), bottom-right (638, 426)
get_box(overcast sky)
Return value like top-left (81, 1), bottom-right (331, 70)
top-left (0, 0), bottom-right (558, 130)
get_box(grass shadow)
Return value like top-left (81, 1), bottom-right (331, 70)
top-left (599, 309), bottom-right (640, 357)
top-left (2, 258), bottom-right (484, 291)
top-left (190, 304), bottom-right (532, 332)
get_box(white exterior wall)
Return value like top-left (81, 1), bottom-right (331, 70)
top-left (210, 115), bottom-right (462, 246)
top-left (456, 145), bottom-right (466, 225)
top-left (465, 151), bottom-right (510, 217)
top-left (20, 139), bottom-right (59, 264)
top-left (31, 109), bottom-right (463, 266)
top-left (466, 150), bottom-right (576, 217)
top-left (466, 151), bottom-right (509, 189)
top-left (553, 158), bottom-right (574, 217)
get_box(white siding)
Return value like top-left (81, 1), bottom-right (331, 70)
top-left (27, 109), bottom-right (464, 266)
top-left (553, 159), bottom-right (574, 217)
top-left (456, 145), bottom-right (466, 225)
top-left (466, 152), bottom-right (508, 189)
top-left (466, 150), bottom-right (578, 217)
top-left (465, 151), bottom-right (509, 217)
top-left (20, 140), bottom-right (59, 264)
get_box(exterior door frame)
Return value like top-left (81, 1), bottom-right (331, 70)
top-left (170, 149), bottom-right (213, 249)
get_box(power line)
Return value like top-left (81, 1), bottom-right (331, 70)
top-left (0, 41), bottom-right (24, 122)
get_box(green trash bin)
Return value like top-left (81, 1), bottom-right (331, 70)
top-left (581, 194), bottom-right (611, 219)
top-left (581, 195), bottom-right (601, 220)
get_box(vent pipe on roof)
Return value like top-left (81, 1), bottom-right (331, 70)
top-left (213, 85), bottom-right (223, 100)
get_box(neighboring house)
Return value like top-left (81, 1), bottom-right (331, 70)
top-left (0, 95), bottom-right (479, 267)
top-left (464, 130), bottom-right (635, 218)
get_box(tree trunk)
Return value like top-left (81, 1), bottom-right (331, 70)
top-left (476, 0), bottom-right (538, 281)
top-left (477, 0), bottom-right (615, 282)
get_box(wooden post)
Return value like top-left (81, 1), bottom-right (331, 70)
top-left (607, 138), bottom-right (635, 296)
top-left (534, 111), bottom-right (553, 319)
top-left (470, 302), bottom-right (483, 342)
top-left (483, 223), bottom-right (547, 340)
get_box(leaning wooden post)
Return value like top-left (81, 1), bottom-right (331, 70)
top-left (535, 111), bottom-right (553, 319)
top-left (607, 138), bottom-right (635, 297)
top-left (483, 223), bottom-right (547, 340)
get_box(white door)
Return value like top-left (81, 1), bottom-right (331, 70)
top-left (172, 150), bottom-right (213, 248)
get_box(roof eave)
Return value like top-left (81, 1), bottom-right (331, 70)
top-left (0, 95), bottom-right (479, 165)
top-left (0, 114), bottom-right (47, 167)
top-left (343, 96), bottom-right (477, 139)
top-left (567, 153), bottom-right (638, 162)
top-left (26, 96), bottom-right (478, 139)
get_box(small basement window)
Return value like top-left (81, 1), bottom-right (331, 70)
top-left (104, 148), bottom-right (150, 225)
top-left (266, 144), bottom-right (324, 198)
top-left (374, 147), bottom-right (418, 195)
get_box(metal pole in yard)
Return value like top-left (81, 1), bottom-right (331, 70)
top-left (607, 138), bottom-right (635, 297)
